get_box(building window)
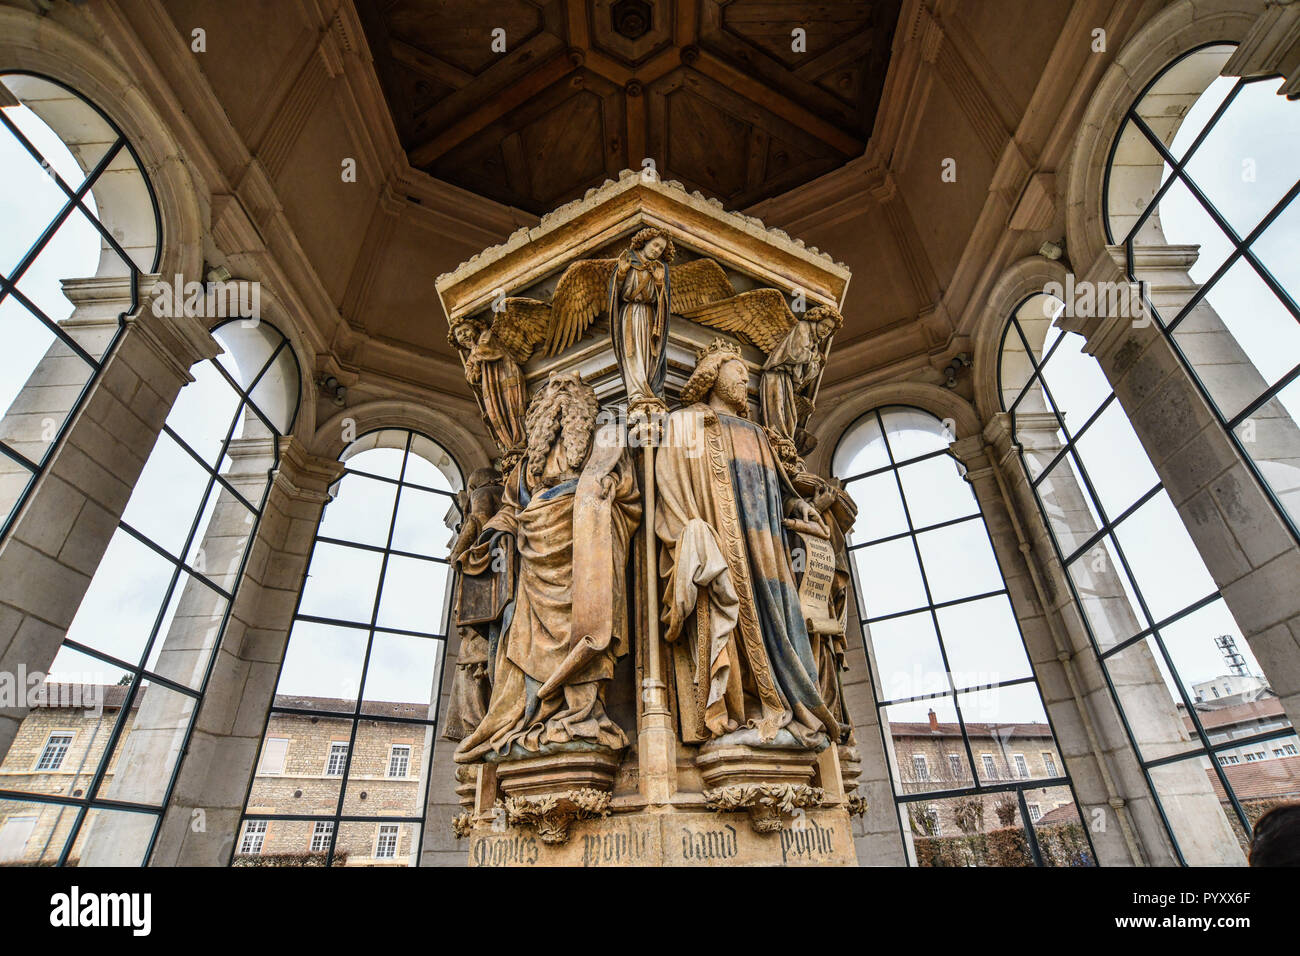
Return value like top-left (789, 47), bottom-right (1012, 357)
top-left (0, 319), bottom-right (302, 866)
top-left (326, 743), bottom-right (349, 777)
top-left (947, 753), bottom-right (963, 779)
top-left (239, 820), bottom-right (267, 855)
top-left (310, 821), bottom-right (334, 853)
top-left (388, 745), bottom-right (411, 778)
top-left (980, 754), bottom-right (997, 781)
top-left (0, 73), bottom-right (160, 542)
top-left (375, 824), bottom-right (399, 859)
top-left (258, 738), bottom-right (288, 776)
top-left (834, 406), bottom-right (1092, 867)
top-left (1000, 286), bottom-right (1300, 859)
top-left (1284, 744), bottom-right (1299, 757)
top-left (1014, 754), bottom-right (1029, 778)
top-left (34, 733), bottom-right (73, 771)
top-left (1105, 43), bottom-right (1300, 540)
top-left (236, 429), bottom-right (463, 867)
top-left (1028, 803), bottom-right (1042, 823)
top-left (1042, 752), bottom-right (1058, 777)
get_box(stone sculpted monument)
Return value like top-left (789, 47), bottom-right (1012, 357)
top-left (437, 171), bottom-right (862, 864)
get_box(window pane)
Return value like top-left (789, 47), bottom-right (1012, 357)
top-left (915, 519), bottom-right (1003, 604)
top-left (867, 611), bottom-right (947, 702)
top-left (317, 472), bottom-right (398, 548)
top-left (852, 537), bottom-right (927, 619)
top-left (936, 595), bottom-right (1032, 692)
top-left (844, 472), bottom-right (906, 543)
top-left (298, 543), bottom-right (383, 624)
top-left (275, 620), bottom-right (370, 712)
top-left (1111, 491), bottom-right (1217, 623)
top-left (376, 555), bottom-right (449, 634)
top-left (360, 631), bottom-right (443, 716)
top-left (897, 455), bottom-right (978, 528)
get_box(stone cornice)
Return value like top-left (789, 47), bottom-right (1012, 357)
top-left (436, 170), bottom-right (852, 325)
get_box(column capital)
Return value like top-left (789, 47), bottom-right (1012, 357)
top-left (126, 274), bottom-right (222, 385)
top-left (273, 436), bottom-right (345, 503)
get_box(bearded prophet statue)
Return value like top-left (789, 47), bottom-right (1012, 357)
top-left (452, 374), bottom-right (641, 763)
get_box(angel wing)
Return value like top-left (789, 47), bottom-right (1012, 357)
top-left (670, 257), bottom-right (736, 313)
top-left (490, 297), bottom-right (553, 364)
top-left (679, 288), bottom-right (797, 353)
top-left (545, 258), bottom-right (618, 355)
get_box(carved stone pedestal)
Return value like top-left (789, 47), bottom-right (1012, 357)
top-left (487, 749), bottom-right (622, 845)
top-left (696, 740), bottom-right (825, 833)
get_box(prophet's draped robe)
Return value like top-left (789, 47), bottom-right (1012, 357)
top-left (655, 404), bottom-right (837, 747)
top-left (453, 429), bottom-right (640, 762)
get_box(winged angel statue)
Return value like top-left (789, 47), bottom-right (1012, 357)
top-left (448, 225), bottom-right (842, 460)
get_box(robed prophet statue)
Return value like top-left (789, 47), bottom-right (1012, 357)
top-left (453, 373), bottom-right (641, 763)
top-left (655, 338), bottom-right (839, 748)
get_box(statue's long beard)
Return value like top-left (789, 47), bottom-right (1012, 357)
top-left (524, 384), bottom-right (595, 487)
top-left (715, 376), bottom-right (748, 416)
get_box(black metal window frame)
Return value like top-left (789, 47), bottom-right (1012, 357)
top-left (0, 319), bottom-right (300, 865)
top-left (998, 297), bottom-right (1294, 863)
top-left (0, 71), bottom-right (162, 542)
top-left (1102, 42), bottom-right (1300, 548)
top-left (837, 404), bottom-right (1097, 867)
top-left (232, 428), bottom-right (462, 867)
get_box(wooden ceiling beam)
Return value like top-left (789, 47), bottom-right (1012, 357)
top-left (408, 52), bottom-right (579, 166)
top-left (692, 50), bottom-right (865, 156)
top-left (389, 38), bottom-right (474, 90)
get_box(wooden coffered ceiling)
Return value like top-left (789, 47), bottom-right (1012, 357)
top-left (358, 0), bottom-right (901, 214)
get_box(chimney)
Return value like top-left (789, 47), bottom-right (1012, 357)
top-left (928, 709), bottom-right (938, 731)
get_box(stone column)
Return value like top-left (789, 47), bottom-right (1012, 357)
top-left (0, 292), bottom-right (218, 762)
top-left (1063, 249), bottom-right (1300, 742)
top-left (145, 438), bottom-right (343, 866)
top-left (954, 421), bottom-right (1240, 864)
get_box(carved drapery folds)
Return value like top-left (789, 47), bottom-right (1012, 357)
top-left (436, 174), bottom-right (859, 862)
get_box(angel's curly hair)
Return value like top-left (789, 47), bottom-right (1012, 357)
top-left (805, 305), bottom-right (843, 339)
top-left (447, 315), bottom-right (485, 350)
top-left (629, 226), bottom-right (676, 264)
top-left (523, 372), bottom-right (599, 488)
top-left (680, 338), bottom-right (744, 406)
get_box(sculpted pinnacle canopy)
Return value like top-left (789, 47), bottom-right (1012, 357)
top-left (436, 170), bottom-right (862, 865)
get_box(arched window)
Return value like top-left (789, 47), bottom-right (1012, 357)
top-left (0, 73), bottom-right (160, 539)
top-left (833, 406), bottom-right (1093, 867)
top-left (1106, 43), bottom-right (1300, 537)
top-left (236, 429), bottom-right (462, 867)
top-left (1001, 292), bottom-right (1300, 860)
top-left (0, 318), bottom-right (300, 865)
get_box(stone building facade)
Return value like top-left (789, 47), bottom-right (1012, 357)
top-left (0, 0), bottom-right (1297, 867)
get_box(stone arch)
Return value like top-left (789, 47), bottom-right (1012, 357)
top-left (970, 257), bottom-right (1073, 422)
top-left (808, 381), bottom-right (981, 478)
top-left (0, 7), bottom-right (204, 288)
top-left (204, 285), bottom-right (318, 444)
top-left (1063, 0), bottom-right (1259, 275)
top-left (311, 398), bottom-right (492, 477)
